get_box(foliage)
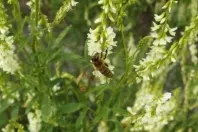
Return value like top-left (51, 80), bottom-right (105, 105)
top-left (0, 0), bottom-right (198, 131)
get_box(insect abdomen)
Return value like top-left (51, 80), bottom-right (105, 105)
top-left (99, 65), bottom-right (113, 78)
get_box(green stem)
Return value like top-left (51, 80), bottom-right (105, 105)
top-left (184, 77), bottom-right (190, 112)
top-left (181, 43), bottom-right (188, 112)
top-left (110, 25), bottom-right (138, 99)
top-left (32, 0), bottom-right (40, 64)
top-left (121, 25), bottom-right (128, 71)
top-left (181, 40), bottom-right (190, 130)
top-left (35, 0), bottom-right (39, 26)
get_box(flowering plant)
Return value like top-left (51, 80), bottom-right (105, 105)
top-left (1, 0), bottom-right (198, 131)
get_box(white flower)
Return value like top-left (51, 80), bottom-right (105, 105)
top-left (0, 3), bottom-right (19, 74)
top-left (159, 38), bottom-right (167, 45)
top-left (87, 28), bottom-right (102, 56)
top-left (123, 88), bottom-right (176, 132)
top-left (121, 117), bottom-right (132, 127)
top-left (162, 92), bottom-right (172, 102)
top-left (160, 18), bottom-right (166, 24)
top-left (0, 12), bottom-right (19, 74)
top-left (26, 0), bottom-right (36, 13)
top-left (105, 27), bottom-right (117, 54)
top-left (171, 57), bottom-right (176, 62)
top-left (63, 0), bottom-right (78, 11)
top-left (142, 75), bottom-right (150, 81)
top-left (135, 5), bottom-right (177, 81)
top-left (109, 1), bottom-right (116, 13)
top-left (98, 0), bottom-right (103, 4)
top-left (93, 70), bottom-right (107, 84)
top-left (154, 13), bottom-right (165, 22)
top-left (26, 1), bottom-right (32, 7)
top-left (88, 41), bottom-right (101, 56)
top-left (169, 27), bottom-right (177, 36)
top-left (94, 17), bottom-right (102, 24)
top-left (53, 0), bottom-right (78, 24)
top-left (151, 22), bottom-right (161, 31)
top-left (150, 32), bottom-right (158, 38)
top-left (2, 124), bottom-right (14, 132)
top-left (127, 107), bottom-right (135, 115)
top-left (71, 0), bottom-right (78, 7)
top-left (98, 0), bottom-right (116, 20)
top-left (87, 26), bottom-right (116, 83)
top-left (0, 45), bottom-right (19, 74)
top-left (0, 26), bottom-right (9, 34)
top-left (27, 110), bottom-right (42, 132)
top-left (104, 6), bottom-right (108, 13)
top-left (52, 83), bottom-right (61, 92)
top-left (165, 36), bottom-right (173, 43)
top-left (162, 3), bottom-right (168, 9)
top-left (98, 121), bottom-right (108, 132)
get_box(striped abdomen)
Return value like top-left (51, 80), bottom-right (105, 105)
top-left (98, 65), bottom-right (113, 78)
top-left (92, 53), bottom-right (113, 78)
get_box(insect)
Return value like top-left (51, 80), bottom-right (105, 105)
top-left (91, 50), bottom-right (113, 78)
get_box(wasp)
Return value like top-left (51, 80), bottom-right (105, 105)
top-left (91, 50), bottom-right (113, 78)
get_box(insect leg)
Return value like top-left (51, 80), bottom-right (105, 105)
top-left (104, 62), bottom-right (108, 67)
top-left (104, 49), bottom-right (108, 59)
top-left (100, 52), bottom-right (103, 59)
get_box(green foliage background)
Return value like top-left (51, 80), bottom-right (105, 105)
top-left (0, 0), bottom-right (198, 131)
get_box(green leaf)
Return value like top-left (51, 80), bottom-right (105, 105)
top-left (114, 120), bottom-right (123, 132)
top-left (0, 100), bottom-right (11, 114)
top-left (59, 103), bottom-right (85, 114)
top-left (135, 36), bottom-right (153, 63)
top-left (11, 105), bottom-right (19, 121)
top-left (95, 106), bottom-right (110, 122)
top-left (53, 25), bottom-right (72, 47)
top-left (137, 36), bottom-right (152, 49)
top-left (0, 112), bottom-right (8, 127)
top-left (45, 47), bottom-right (62, 64)
top-left (41, 94), bottom-right (52, 121)
top-left (75, 109), bottom-right (87, 130)
top-left (61, 52), bottom-right (88, 65)
top-left (25, 96), bottom-right (37, 114)
top-left (85, 85), bottom-right (110, 97)
top-left (47, 51), bottom-right (89, 67)
top-left (112, 108), bottom-right (128, 116)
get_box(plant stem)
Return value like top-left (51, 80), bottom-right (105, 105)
top-left (35, 0), bottom-right (39, 27)
top-left (121, 25), bottom-right (128, 71)
top-left (181, 43), bottom-right (188, 112)
top-left (181, 41), bottom-right (190, 130)
top-left (32, 0), bottom-right (40, 64)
